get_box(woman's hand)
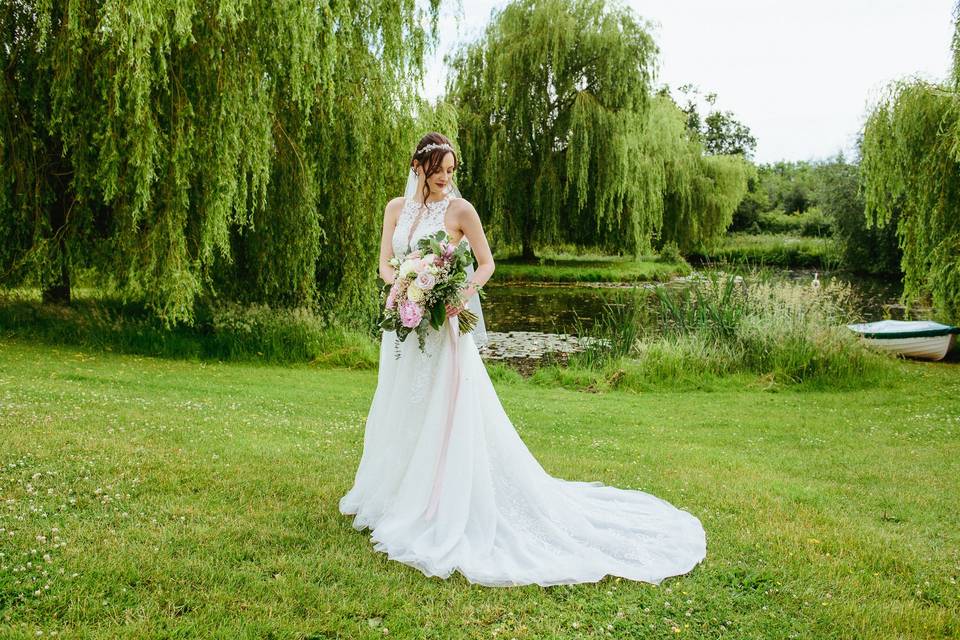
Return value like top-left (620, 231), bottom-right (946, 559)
top-left (445, 283), bottom-right (477, 317)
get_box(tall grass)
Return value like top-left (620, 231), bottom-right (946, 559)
top-left (567, 288), bottom-right (651, 369)
top-left (538, 273), bottom-right (894, 391)
top-left (646, 274), bottom-right (887, 386)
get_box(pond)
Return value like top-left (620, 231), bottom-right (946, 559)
top-left (480, 268), bottom-right (904, 335)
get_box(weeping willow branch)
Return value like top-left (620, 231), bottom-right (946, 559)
top-left (860, 3), bottom-right (960, 323)
top-left (0, 0), bottom-right (442, 328)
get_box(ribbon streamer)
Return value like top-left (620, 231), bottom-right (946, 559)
top-left (424, 315), bottom-right (461, 520)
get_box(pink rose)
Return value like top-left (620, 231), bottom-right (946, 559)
top-left (399, 300), bottom-right (423, 328)
top-left (442, 243), bottom-right (455, 258)
top-left (415, 271), bottom-right (436, 291)
top-left (386, 282), bottom-right (398, 309)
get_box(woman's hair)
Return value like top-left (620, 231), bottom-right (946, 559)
top-left (411, 132), bottom-right (458, 204)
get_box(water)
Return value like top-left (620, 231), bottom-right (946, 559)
top-left (481, 268), bottom-right (904, 335)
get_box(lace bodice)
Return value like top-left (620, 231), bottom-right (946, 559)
top-left (393, 196), bottom-right (464, 257)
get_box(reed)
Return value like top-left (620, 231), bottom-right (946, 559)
top-left (541, 273), bottom-right (893, 390)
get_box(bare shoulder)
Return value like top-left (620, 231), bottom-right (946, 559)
top-left (448, 196), bottom-right (480, 221)
top-left (384, 196), bottom-right (406, 222)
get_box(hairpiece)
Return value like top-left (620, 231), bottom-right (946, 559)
top-left (415, 142), bottom-right (455, 156)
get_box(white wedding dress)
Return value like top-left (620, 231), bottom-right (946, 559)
top-left (339, 195), bottom-right (707, 587)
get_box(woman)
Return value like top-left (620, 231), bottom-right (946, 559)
top-left (339, 132), bottom-right (706, 587)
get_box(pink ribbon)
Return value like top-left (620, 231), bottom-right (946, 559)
top-left (424, 315), bottom-right (460, 521)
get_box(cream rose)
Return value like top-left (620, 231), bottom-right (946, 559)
top-left (407, 283), bottom-right (425, 302)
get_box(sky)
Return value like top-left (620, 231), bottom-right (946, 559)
top-left (422, 0), bottom-right (956, 164)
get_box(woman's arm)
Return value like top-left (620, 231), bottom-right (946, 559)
top-left (379, 197), bottom-right (405, 284)
top-left (450, 198), bottom-right (495, 307)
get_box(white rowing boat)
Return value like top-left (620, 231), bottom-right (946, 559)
top-left (846, 320), bottom-right (959, 361)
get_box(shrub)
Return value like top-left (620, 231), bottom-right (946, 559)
top-left (656, 241), bottom-right (684, 264)
top-left (0, 290), bottom-right (378, 367)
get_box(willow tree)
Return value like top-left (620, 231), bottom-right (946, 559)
top-left (446, 0), bottom-right (658, 259)
top-left (633, 94), bottom-right (750, 253)
top-left (0, 0), bottom-right (440, 327)
top-left (860, 4), bottom-right (960, 322)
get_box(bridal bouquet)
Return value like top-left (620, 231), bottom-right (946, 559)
top-left (379, 230), bottom-right (482, 354)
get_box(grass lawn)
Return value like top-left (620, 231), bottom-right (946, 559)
top-left (1, 337), bottom-right (958, 639)
top-left (493, 254), bottom-right (690, 283)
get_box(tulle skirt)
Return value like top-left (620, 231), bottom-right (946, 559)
top-left (338, 319), bottom-right (707, 587)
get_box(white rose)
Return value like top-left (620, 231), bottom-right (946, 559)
top-left (398, 259), bottom-right (418, 279)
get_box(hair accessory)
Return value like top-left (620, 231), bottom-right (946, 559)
top-left (415, 142), bottom-right (455, 156)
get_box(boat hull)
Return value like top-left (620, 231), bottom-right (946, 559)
top-left (861, 333), bottom-right (956, 361)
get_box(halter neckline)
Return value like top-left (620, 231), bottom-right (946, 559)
top-left (407, 194), bottom-right (451, 208)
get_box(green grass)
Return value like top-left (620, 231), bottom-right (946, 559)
top-left (1, 338), bottom-right (958, 639)
top-left (493, 253), bottom-right (691, 283)
top-left (689, 234), bottom-right (838, 269)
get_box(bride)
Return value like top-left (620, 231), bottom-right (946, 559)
top-left (339, 132), bottom-right (707, 587)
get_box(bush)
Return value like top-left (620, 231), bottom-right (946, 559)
top-left (656, 241), bottom-right (684, 264)
top-left (0, 290), bottom-right (379, 367)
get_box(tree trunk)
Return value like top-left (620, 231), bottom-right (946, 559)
top-left (41, 169), bottom-right (72, 305)
top-left (520, 239), bottom-right (536, 262)
top-left (521, 212), bottom-right (537, 262)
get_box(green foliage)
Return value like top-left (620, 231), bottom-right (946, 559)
top-left (702, 109), bottom-right (758, 157)
top-left (0, 0), bottom-right (442, 328)
top-left (655, 274), bottom-right (743, 338)
top-left (660, 144), bottom-right (752, 251)
top-left (567, 287), bottom-right (650, 369)
top-left (571, 273), bottom-right (891, 387)
top-left (861, 77), bottom-right (960, 322)
top-left (656, 241), bottom-right (683, 264)
top-left (752, 161), bottom-right (819, 214)
top-left (817, 155), bottom-right (900, 276)
top-left (447, 0), bottom-right (659, 258)
top-left (729, 165), bottom-right (768, 231)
